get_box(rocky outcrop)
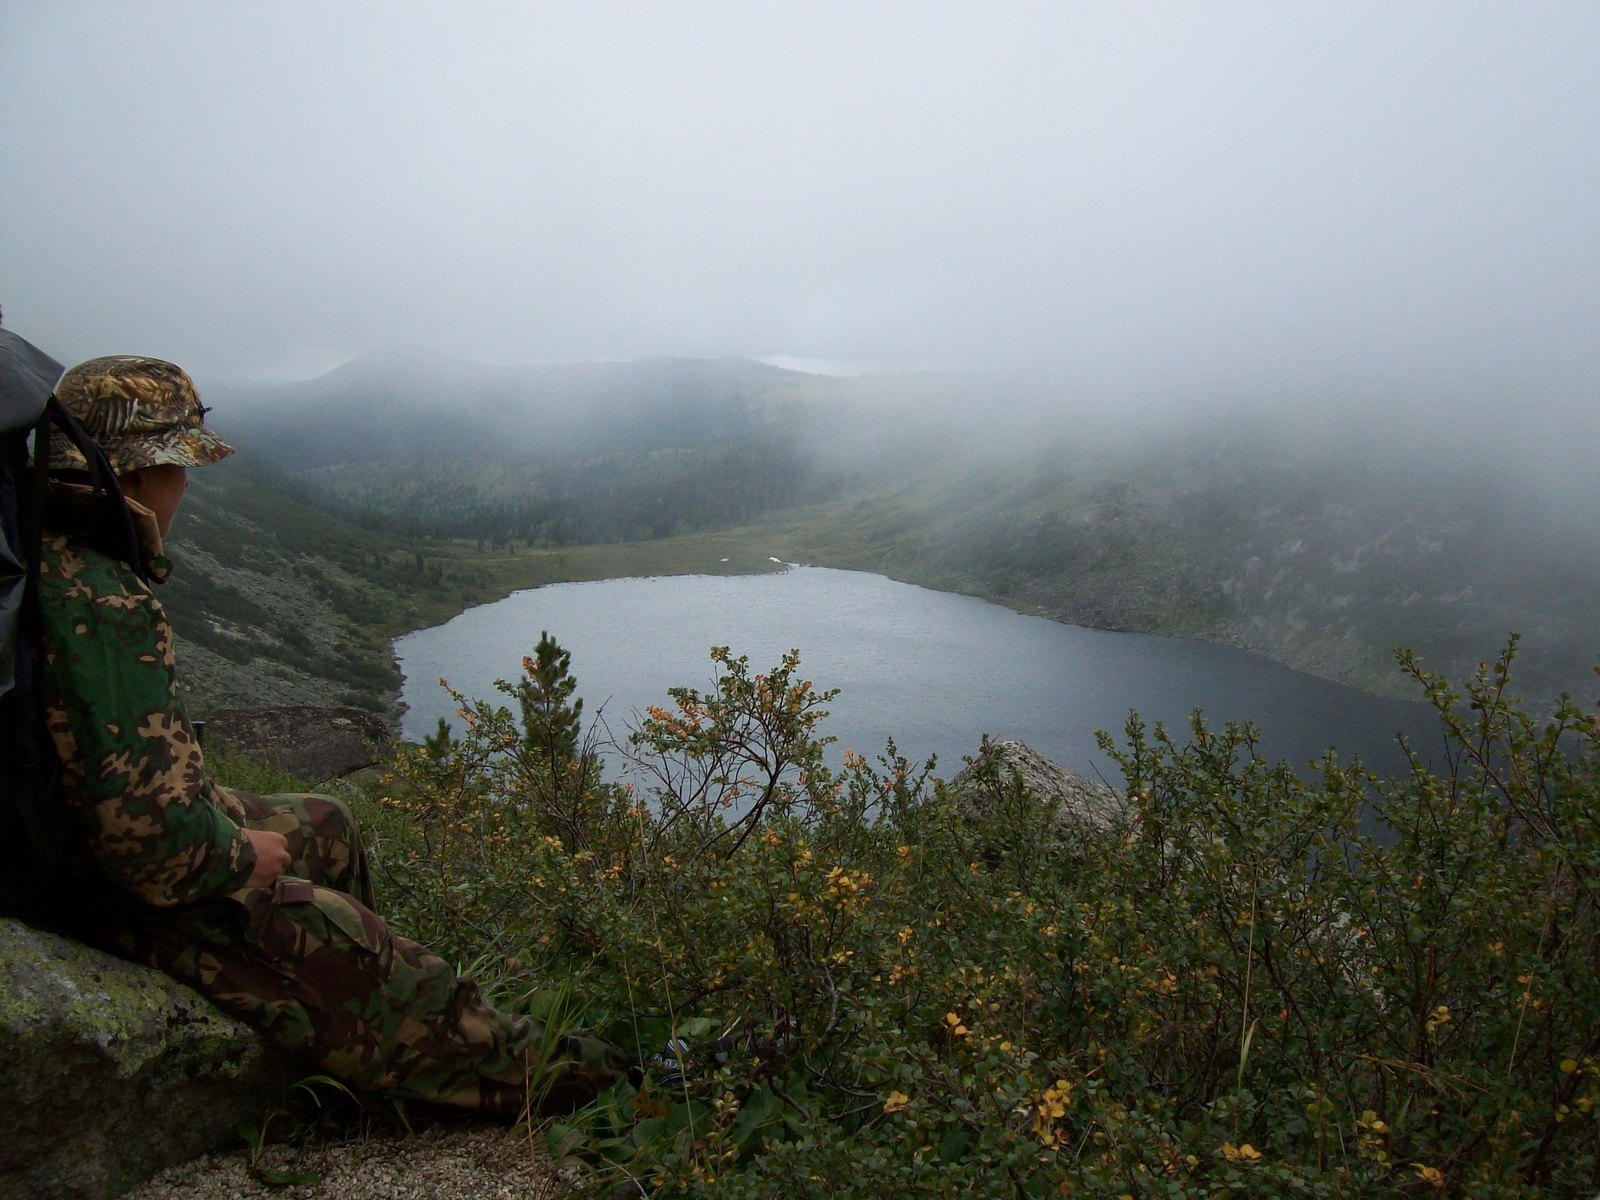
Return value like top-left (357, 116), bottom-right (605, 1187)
top-left (947, 738), bottom-right (1126, 832)
top-left (202, 705), bottom-right (392, 782)
top-left (0, 918), bottom-right (292, 1200)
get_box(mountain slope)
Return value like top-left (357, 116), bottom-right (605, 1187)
top-left (753, 427), bottom-right (1600, 700)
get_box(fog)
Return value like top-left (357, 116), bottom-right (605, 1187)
top-left (4, 3), bottom-right (1598, 446)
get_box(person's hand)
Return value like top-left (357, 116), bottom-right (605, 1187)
top-left (243, 829), bottom-right (291, 888)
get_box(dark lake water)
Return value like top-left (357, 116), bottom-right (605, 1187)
top-left (395, 567), bottom-right (1441, 787)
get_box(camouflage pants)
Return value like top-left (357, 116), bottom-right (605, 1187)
top-left (111, 792), bottom-right (629, 1116)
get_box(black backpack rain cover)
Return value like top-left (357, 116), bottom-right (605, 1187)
top-left (1, 328), bottom-right (67, 919)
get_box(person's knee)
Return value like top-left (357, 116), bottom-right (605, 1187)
top-left (264, 792), bottom-right (360, 845)
top-left (312, 794), bottom-right (360, 845)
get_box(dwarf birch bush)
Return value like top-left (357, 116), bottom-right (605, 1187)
top-left (373, 638), bottom-right (1598, 1197)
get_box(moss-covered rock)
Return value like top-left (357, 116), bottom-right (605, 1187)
top-left (0, 917), bottom-right (291, 1200)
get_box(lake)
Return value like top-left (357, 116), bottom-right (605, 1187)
top-left (395, 566), bottom-right (1441, 787)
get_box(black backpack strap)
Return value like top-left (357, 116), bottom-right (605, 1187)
top-left (31, 396), bottom-right (148, 581)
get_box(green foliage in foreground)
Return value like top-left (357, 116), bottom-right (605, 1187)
top-left (373, 638), bottom-right (1599, 1197)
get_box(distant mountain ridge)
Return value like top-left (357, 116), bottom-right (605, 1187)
top-left (212, 352), bottom-right (830, 467)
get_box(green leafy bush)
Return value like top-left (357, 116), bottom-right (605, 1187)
top-left (371, 638), bottom-right (1598, 1197)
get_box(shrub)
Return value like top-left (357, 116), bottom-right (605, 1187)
top-left (372, 638), bottom-right (1599, 1197)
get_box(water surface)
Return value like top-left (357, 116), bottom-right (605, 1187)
top-left (396, 567), bottom-right (1439, 785)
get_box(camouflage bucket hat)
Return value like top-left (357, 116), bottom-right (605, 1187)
top-left (49, 355), bottom-right (234, 474)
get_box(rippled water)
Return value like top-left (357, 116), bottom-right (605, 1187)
top-left (396, 567), bottom-right (1439, 785)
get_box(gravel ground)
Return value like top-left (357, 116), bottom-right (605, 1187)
top-left (123, 1124), bottom-right (582, 1200)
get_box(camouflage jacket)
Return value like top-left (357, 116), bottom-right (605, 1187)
top-left (37, 489), bottom-right (257, 907)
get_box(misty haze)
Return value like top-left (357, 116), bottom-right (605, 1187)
top-left (4, 1), bottom-right (1593, 713)
top-left (8, 5), bottom-right (1600, 1195)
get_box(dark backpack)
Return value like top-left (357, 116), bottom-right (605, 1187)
top-left (0, 328), bottom-right (141, 921)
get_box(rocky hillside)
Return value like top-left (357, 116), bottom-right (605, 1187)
top-left (159, 454), bottom-right (414, 717)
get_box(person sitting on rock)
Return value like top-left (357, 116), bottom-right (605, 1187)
top-left (36, 354), bottom-right (629, 1114)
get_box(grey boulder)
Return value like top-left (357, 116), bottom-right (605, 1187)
top-left (947, 737), bottom-right (1126, 832)
top-left (0, 917), bottom-right (290, 1200)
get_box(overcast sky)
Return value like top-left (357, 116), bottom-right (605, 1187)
top-left (3, 3), bottom-right (1597, 427)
